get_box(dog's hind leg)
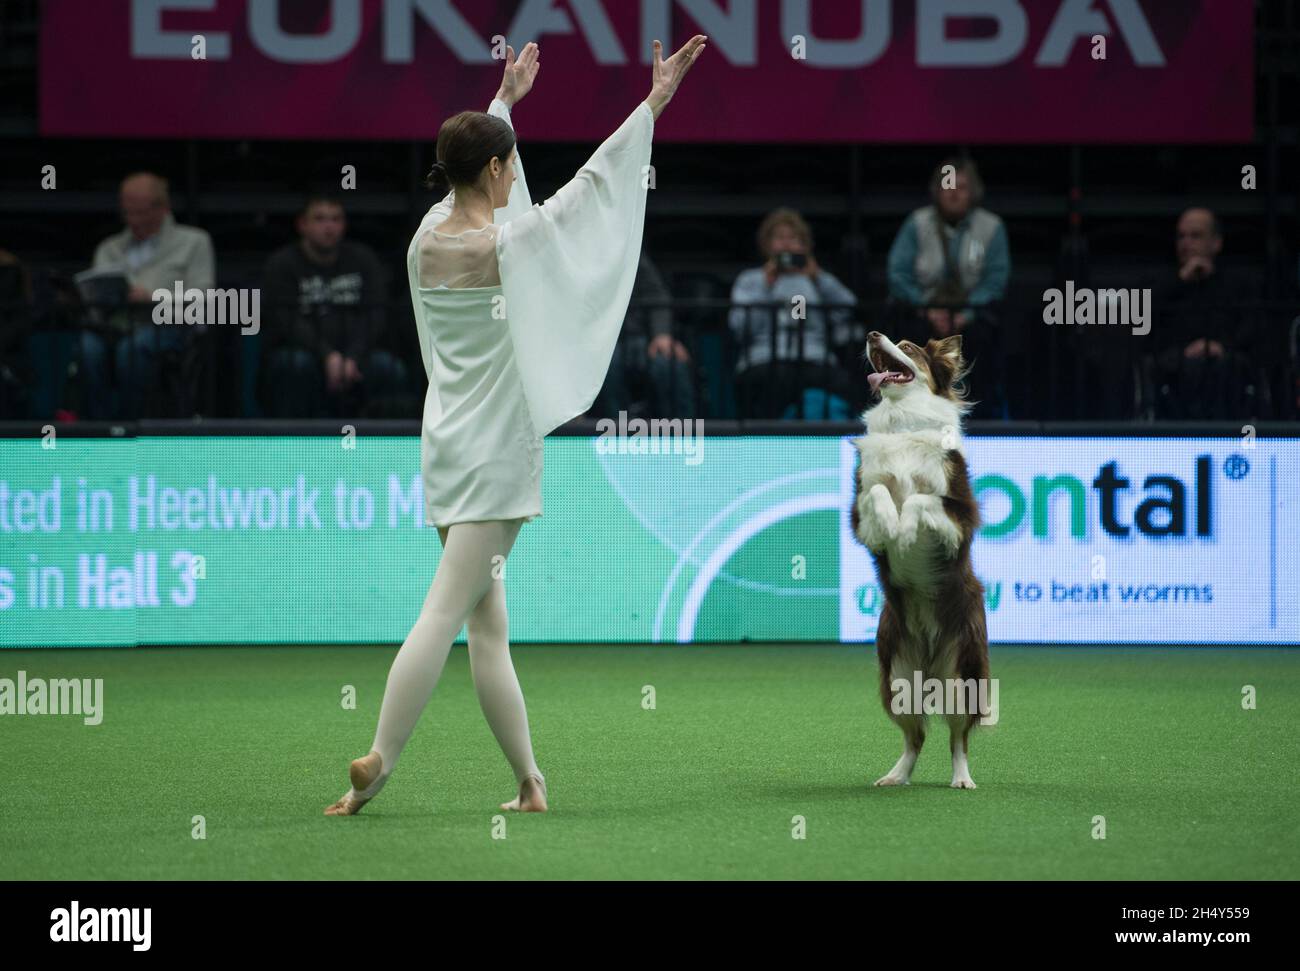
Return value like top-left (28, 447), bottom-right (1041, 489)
top-left (946, 608), bottom-right (989, 790)
top-left (947, 713), bottom-right (978, 789)
top-left (875, 715), bottom-right (924, 787)
top-left (873, 605), bottom-right (923, 787)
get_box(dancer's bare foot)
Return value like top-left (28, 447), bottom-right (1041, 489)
top-left (500, 773), bottom-right (547, 812)
top-left (323, 751), bottom-right (384, 816)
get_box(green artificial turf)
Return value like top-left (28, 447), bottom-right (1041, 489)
top-left (2, 644), bottom-right (1296, 880)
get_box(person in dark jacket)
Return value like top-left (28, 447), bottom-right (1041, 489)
top-left (260, 194), bottom-right (407, 417)
top-left (1151, 208), bottom-right (1259, 419)
top-left (0, 250), bottom-right (33, 418)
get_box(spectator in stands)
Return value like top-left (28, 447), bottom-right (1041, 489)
top-left (0, 249), bottom-right (33, 418)
top-left (887, 156), bottom-right (1009, 415)
top-left (594, 251), bottom-right (695, 419)
top-left (78, 173), bottom-right (215, 419)
top-left (1151, 207), bottom-right (1259, 419)
top-left (259, 193), bottom-right (407, 418)
top-left (888, 156), bottom-right (1010, 323)
top-left (729, 208), bottom-right (859, 419)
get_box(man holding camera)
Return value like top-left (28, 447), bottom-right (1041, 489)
top-left (728, 207), bottom-right (859, 419)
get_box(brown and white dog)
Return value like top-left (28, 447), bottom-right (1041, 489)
top-left (850, 331), bottom-right (989, 789)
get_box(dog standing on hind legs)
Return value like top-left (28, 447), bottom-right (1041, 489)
top-left (850, 331), bottom-right (990, 789)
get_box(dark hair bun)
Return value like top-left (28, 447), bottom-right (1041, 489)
top-left (426, 111), bottom-right (515, 194)
top-left (425, 160), bottom-right (450, 191)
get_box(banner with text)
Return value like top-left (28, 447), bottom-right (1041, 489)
top-left (40, 0), bottom-right (1253, 143)
top-left (842, 437), bottom-right (1298, 644)
top-left (1, 434), bottom-right (1296, 647)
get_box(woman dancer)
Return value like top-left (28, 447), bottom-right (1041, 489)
top-left (325, 34), bottom-right (708, 816)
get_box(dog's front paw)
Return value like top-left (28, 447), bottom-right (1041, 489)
top-left (868, 483), bottom-right (899, 522)
top-left (874, 772), bottom-right (911, 787)
top-left (857, 484), bottom-right (900, 552)
top-left (919, 506), bottom-right (962, 556)
top-left (950, 774), bottom-right (977, 790)
top-left (895, 512), bottom-right (920, 552)
top-left (896, 495), bottom-right (927, 552)
top-left (857, 518), bottom-right (889, 553)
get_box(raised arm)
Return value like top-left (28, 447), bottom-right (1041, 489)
top-left (418, 42), bottom-right (541, 231)
top-left (497, 98), bottom-right (653, 279)
top-left (488, 41), bottom-right (540, 218)
top-left (500, 34), bottom-right (707, 249)
top-left (644, 35), bottom-right (708, 119)
top-left (495, 41), bottom-right (539, 109)
top-left (493, 36), bottom-right (707, 437)
top-left (485, 102), bottom-right (533, 218)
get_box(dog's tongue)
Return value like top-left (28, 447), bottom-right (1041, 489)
top-left (869, 371), bottom-right (901, 393)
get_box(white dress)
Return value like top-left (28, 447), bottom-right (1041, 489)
top-left (406, 98), bottom-right (654, 527)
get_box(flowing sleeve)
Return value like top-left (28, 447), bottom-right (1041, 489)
top-left (495, 101), bottom-right (655, 437)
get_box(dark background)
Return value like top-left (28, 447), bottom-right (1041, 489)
top-left (1, 0), bottom-right (1297, 421)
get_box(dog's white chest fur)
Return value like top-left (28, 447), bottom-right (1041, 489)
top-left (852, 394), bottom-right (967, 595)
top-left (853, 391), bottom-right (965, 504)
top-left (854, 428), bottom-right (951, 505)
top-left (855, 430), bottom-right (954, 596)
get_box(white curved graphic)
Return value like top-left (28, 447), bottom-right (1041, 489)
top-left (674, 492), bottom-right (845, 643)
top-left (595, 444), bottom-right (840, 597)
top-left (649, 468), bottom-right (842, 641)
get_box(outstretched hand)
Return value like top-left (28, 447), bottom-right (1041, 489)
top-left (645, 34), bottom-right (707, 119)
top-left (496, 42), bottom-right (539, 107)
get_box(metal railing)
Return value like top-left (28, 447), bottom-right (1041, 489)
top-left (3, 296), bottom-right (1298, 423)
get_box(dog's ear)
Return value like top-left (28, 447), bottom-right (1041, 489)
top-left (928, 334), bottom-right (965, 368)
top-left (924, 335), bottom-right (969, 396)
